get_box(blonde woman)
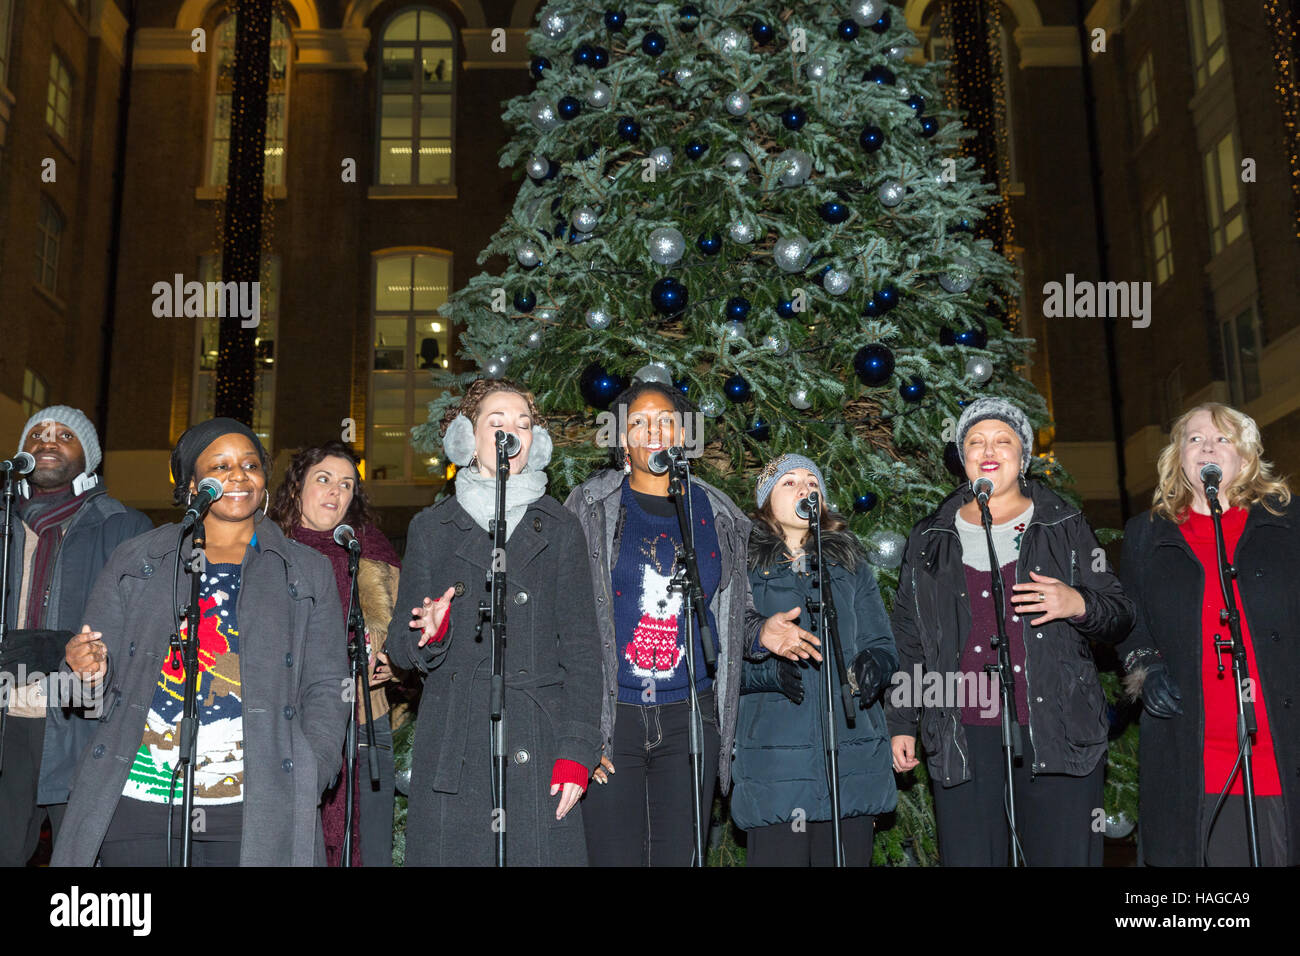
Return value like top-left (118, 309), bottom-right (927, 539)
top-left (1119, 403), bottom-right (1299, 866)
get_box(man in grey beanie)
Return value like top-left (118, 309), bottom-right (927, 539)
top-left (0, 407), bottom-right (152, 865)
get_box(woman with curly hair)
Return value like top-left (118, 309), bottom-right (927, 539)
top-left (385, 378), bottom-right (603, 865)
top-left (268, 441), bottom-right (401, 867)
top-left (1118, 403), bottom-right (1299, 866)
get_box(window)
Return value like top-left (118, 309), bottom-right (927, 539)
top-left (1221, 304), bottom-right (1262, 406)
top-left (22, 369), bottom-right (48, 418)
top-left (370, 252), bottom-right (451, 481)
top-left (0, 0), bottom-right (13, 89)
top-left (1146, 194), bottom-right (1174, 285)
top-left (46, 52), bottom-right (73, 141)
top-left (1203, 130), bottom-right (1243, 256)
top-left (1134, 50), bottom-right (1158, 138)
top-left (1187, 0), bottom-right (1226, 90)
top-left (34, 197), bottom-right (62, 295)
top-left (208, 13), bottom-right (291, 187)
top-left (192, 254), bottom-right (279, 449)
top-left (376, 8), bottom-right (455, 185)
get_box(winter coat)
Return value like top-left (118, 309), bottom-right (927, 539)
top-left (564, 469), bottom-right (766, 793)
top-left (384, 493), bottom-right (603, 866)
top-left (2, 485), bottom-right (153, 805)
top-left (884, 480), bottom-right (1134, 785)
top-left (50, 515), bottom-right (350, 866)
top-left (730, 523), bottom-right (899, 830)
top-left (1116, 499), bottom-right (1300, 866)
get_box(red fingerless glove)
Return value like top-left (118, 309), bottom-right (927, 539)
top-left (550, 758), bottom-right (589, 794)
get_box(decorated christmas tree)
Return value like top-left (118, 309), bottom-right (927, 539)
top-left (408, 0), bottom-right (1079, 864)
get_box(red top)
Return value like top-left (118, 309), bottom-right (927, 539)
top-left (1178, 508), bottom-right (1281, 796)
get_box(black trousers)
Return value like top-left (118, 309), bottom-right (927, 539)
top-left (0, 715), bottom-right (45, 867)
top-left (1202, 794), bottom-right (1288, 867)
top-left (582, 691), bottom-right (720, 866)
top-left (746, 815), bottom-right (877, 867)
top-left (931, 724), bottom-right (1104, 866)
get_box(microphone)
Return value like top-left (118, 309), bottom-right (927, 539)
top-left (495, 430), bottom-right (521, 457)
top-left (1200, 463), bottom-right (1223, 499)
top-left (794, 491), bottom-right (820, 521)
top-left (972, 477), bottom-right (994, 504)
top-left (333, 523), bottom-right (362, 555)
top-left (180, 477), bottom-right (223, 531)
top-left (647, 446), bottom-right (685, 475)
top-left (0, 452), bottom-right (35, 475)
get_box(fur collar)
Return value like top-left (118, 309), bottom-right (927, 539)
top-left (747, 519), bottom-right (867, 573)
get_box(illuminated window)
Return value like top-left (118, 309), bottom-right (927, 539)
top-left (22, 369), bottom-right (48, 418)
top-left (46, 52), bottom-right (73, 141)
top-left (1146, 195), bottom-right (1173, 285)
top-left (1134, 50), bottom-right (1158, 138)
top-left (1187, 0), bottom-right (1226, 90)
top-left (376, 8), bottom-right (455, 185)
top-left (0, 0), bottom-right (13, 89)
top-left (192, 253), bottom-right (279, 449)
top-left (35, 196), bottom-right (62, 295)
top-left (370, 253), bottom-right (451, 480)
top-left (207, 13), bottom-right (291, 187)
top-left (1221, 304), bottom-right (1262, 406)
top-left (1202, 130), bottom-right (1243, 256)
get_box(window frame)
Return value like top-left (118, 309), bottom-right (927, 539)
top-left (22, 368), bottom-right (49, 419)
top-left (1220, 302), bottom-right (1263, 407)
top-left (45, 50), bottom-right (74, 145)
top-left (1134, 49), bottom-right (1158, 140)
top-left (34, 195), bottom-right (63, 296)
top-left (1146, 193), bottom-right (1174, 285)
top-left (1202, 128), bottom-right (1244, 257)
top-left (374, 7), bottom-right (457, 188)
top-left (1187, 0), bottom-right (1227, 91)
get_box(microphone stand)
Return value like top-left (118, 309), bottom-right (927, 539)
top-left (170, 518), bottom-right (206, 867)
top-left (342, 539), bottom-right (380, 867)
top-left (666, 452), bottom-right (715, 867)
top-left (1205, 484), bottom-right (1261, 866)
top-left (0, 469), bottom-right (17, 773)
top-left (477, 433), bottom-right (511, 867)
top-left (976, 489), bottom-right (1024, 867)
top-left (803, 495), bottom-right (856, 867)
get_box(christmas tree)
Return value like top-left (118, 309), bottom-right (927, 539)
top-left (410, 0), bottom-right (1072, 864)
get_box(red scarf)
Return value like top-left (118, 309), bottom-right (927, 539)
top-left (18, 487), bottom-right (86, 629)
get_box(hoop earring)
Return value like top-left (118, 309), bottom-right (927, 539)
top-left (262, 489), bottom-right (270, 515)
top-left (622, 452), bottom-right (632, 476)
top-left (468, 454), bottom-right (479, 470)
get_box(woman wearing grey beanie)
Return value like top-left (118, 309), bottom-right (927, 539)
top-left (883, 397), bottom-right (1134, 865)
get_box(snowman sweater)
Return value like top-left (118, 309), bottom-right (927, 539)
top-left (613, 483), bottom-right (721, 705)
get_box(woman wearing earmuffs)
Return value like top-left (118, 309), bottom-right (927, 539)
top-left (385, 379), bottom-right (603, 866)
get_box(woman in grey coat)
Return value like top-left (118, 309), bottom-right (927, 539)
top-left (386, 379), bottom-right (603, 866)
top-left (53, 418), bottom-right (351, 866)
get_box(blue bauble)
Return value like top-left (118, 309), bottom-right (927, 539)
top-left (724, 373), bottom-right (752, 402)
top-left (837, 19), bottom-right (859, 40)
top-left (864, 65), bottom-right (896, 85)
top-left (572, 45), bottom-right (594, 67)
top-left (871, 10), bottom-right (892, 34)
top-left (853, 344), bottom-right (895, 386)
top-left (954, 327), bottom-right (988, 349)
top-left (899, 375), bottom-right (927, 403)
top-left (513, 291), bottom-right (536, 313)
top-left (725, 296), bottom-right (751, 321)
top-left (949, 218), bottom-right (973, 233)
top-left (752, 21), bottom-right (774, 45)
top-left (678, 4), bottom-right (700, 31)
top-left (651, 277), bottom-right (688, 315)
top-left (642, 31), bottom-right (666, 56)
top-left (579, 364), bottom-right (625, 409)
top-left (592, 46), bottom-right (609, 68)
top-left (906, 94), bottom-right (926, 112)
top-left (558, 96), bottom-right (582, 120)
top-left (685, 139), bottom-right (708, 159)
top-left (781, 106), bottom-right (808, 130)
top-left (852, 492), bottom-right (878, 514)
top-left (819, 200), bottom-right (850, 224)
top-left (859, 124), bottom-right (884, 152)
top-left (920, 116), bottom-right (939, 137)
top-left (777, 299), bottom-right (797, 318)
top-left (616, 116), bottom-right (641, 141)
top-left (604, 10), bottom-right (625, 31)
top-left (674, 379), bottom-right (691, 396)
top-left (747, 417), bottom-right (770, 441)
top-left (863, 299), bottom-right (881, 318)
top-left (529, 56), bottom-right (551, 80)
top-left (873, 284), bottom-right (899, 312)
top-left (697, 233), bottom-right (722, 255)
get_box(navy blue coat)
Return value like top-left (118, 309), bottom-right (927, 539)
top-left (729, 523), bottom-right (899, 831)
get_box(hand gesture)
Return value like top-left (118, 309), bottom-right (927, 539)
top-left (410, 586), bottom-right (456, 646)
top-left (1010, 571), bottom-right (1086, 626)
top-left (65, 625), bottom-right (107, 681)
top-left (759, 606), bottom-right (823, 662)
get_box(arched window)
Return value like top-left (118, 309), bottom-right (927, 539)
top-left (207, 11), bottom-right (292, 188)
top-left (376, 8), bottom-right (455, 186)
top-left (369, 251), bottom-right (451, 481)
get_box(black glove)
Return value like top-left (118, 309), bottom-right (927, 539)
top-left (851, 648), bottom-right (889, 706)
top-left (1141, 660), bottom-right (1183, 719)
top-left (741, 656), bottom-right (804, 705)
top-left (0, 629), bottom-right (74, 674)
top-left (775, 659), bottom-right (804, 706)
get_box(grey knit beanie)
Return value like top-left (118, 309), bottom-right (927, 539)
top-left (17, 405), bottom-right (101, 473)
top-left (756, 453), bottom-right (827, 509)
top-left (956, 398), bottom-right (1033, 474)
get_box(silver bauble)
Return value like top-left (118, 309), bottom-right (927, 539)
top-left (483, 359), bottom-right (507, 379)
top-left (849, 1), bottom-right (882, 27)
top-left (789, 387), bottom-right (812, 410)
top-left (965, 356), bottom-right (994, 385)
top-left (525, 155), bottom-right (550, 179)
top-left (724, 90), bottom-right (750, 116)
top-left (524, 329), bottom-right (544, 350)
top-left (878, 180), bottom-right (905, 207)
top-left (535, 308), bottom-right (556, 323)
top-left (728, 219), bottom-right (756, 243)
top-left (722, 150), bottom-right (750, 174)
top-left (648, 227), bottom-right (686, 265)
top-left (866, 530), bottom-right (906, 569)
top-left (699, 395), bottom-right (723, 418)
top-left (824, 269), bottom-right (852, 296)
top-left (896, 80), bottom-right (911, 97)
top-left (587, 82), bottom-right (612, 108)
top-left (1105, 812), bottom-right (1136, 840)
top-left (530, 100), bottom-right (560, 131)
top-left (725, 320), bottom-right (745, 340)
top-left (939, 256), bottom-right (976, 293)
top-left (713, 27), bottom-right (747, 54)
top-left (776, 148), bottom-right (812, 187)
top-left (515, 243), bottom-right (542, 267)
top-left (634, 362), bottom-right (673, 386)
top-left (673, 66), bottom-right (695, 85)
top-left (571, 206), bottom-right (598, 233)
top-left (495, 353), bottom-right (511, 369)
top-left (763, 334), bottom-right (789, 355)
top-left (540, 11), bottom-right (570, 39)
top-left (395, 767), bottom-right (411, 796)
top-left (773, 234), bottom-right (812, 272)
top-left (585, 308), bottom-right (611, 330)
top-left (887, 44), bottom-right (907, 59)
top-left (649, 146), bottom-right (674, 171)
top-left (806, 56), bottom-right (830, 81)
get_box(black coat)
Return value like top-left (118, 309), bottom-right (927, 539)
top-left (1116, 500), bottom-right (1300, 866)
top-left (884, 480), bottom-right (1134, 785)
top-left (385, 494), bottom-right (603, 866)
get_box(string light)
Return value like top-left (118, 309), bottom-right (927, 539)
top-left (1263, 0), bottom-right (1300, 237)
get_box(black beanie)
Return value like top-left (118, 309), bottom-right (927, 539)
top-left (170, 418), bottom-right (270, 507)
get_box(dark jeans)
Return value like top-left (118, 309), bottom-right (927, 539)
top-left (931, 724), bottom-right (1104, 866)
top-left (582, 691), bottom-right (720, 866)
top-left (359, 712), bottom-right (396, 867)
top-left (98, 837), bottom-right (241, 867)
top-left (747, 814), bottom-right (877, 867)
top-left (99, 796), bottom-right (243, 867)
top-left (0, 715), bottom-right (44, 866)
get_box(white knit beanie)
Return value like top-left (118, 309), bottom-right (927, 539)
top-left (17, 405), bottom-right (102, 473)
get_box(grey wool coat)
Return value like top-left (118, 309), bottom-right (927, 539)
top-left (51, 515), bottom-right (350, 867)
top-left (385, 493), bottom-right (603, 866)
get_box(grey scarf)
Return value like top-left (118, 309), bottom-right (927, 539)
top-left (454, 466), bottom-right (549, 541)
